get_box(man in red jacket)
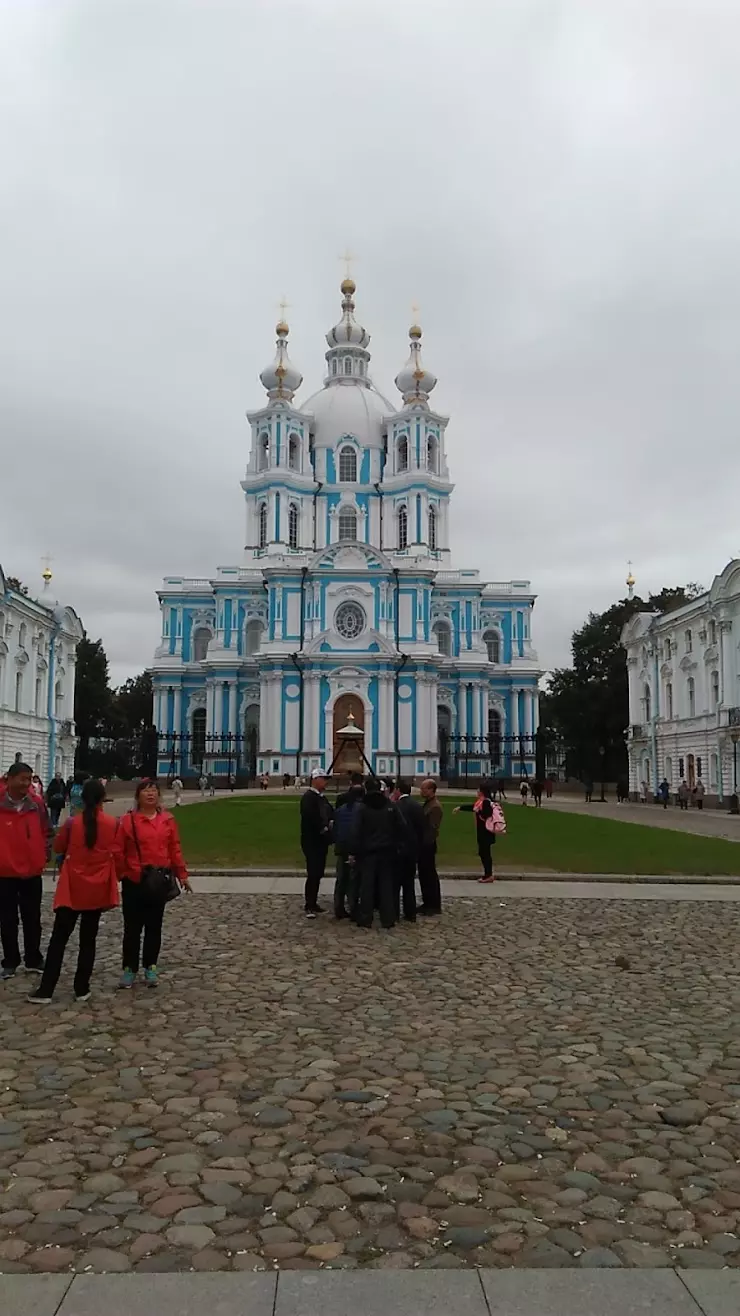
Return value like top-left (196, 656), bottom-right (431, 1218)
top-left (0, 762), bottom-right (51, 980)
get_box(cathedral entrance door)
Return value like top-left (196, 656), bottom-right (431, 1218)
top-left (333, 694), bottom-right (365, 775)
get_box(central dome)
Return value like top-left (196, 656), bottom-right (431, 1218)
top-left (302, 381), bottom-right (395, 449)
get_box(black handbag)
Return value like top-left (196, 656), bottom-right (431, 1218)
top-left (130, 813), bottom-right (181, 904)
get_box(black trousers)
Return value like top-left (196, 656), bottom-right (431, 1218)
top-left (121, 879), bottom-right (165, 971)
top-left (357, 853), bottom-right (396, 929)
top-left (395, 856), bottom-right (417, 921)
top-left (477, 836), bottom-right (494, 878)
top-left (418, 844), bottom-right (441, 913)
top-left (302, 842), bottom-right (329, 911)
top-left (39, 907), bottom-right (102, 996)
top-left (0, 876), bottom-right (43, 971)
top-left (333, 855), bottom-right (359, 918)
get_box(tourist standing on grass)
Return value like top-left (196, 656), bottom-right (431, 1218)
top-left (0, 762), bottom-right (50, 980)
top-left (300, 768), bottom-right (334, 918)
top-left (454, 781), bottom-right (505, 883)
top-left (418, 778), bottom-right (443, 916)
top-left (116, 779), bottom-right (190, 988)
top-left (395, 779), bottom-right (425, 922)
top-left (332, 777), bottom-right (364, 920)
top-left (28, 780), bottom-right (119, 1004)
top-left (352, 777), bottom-right (407, 930)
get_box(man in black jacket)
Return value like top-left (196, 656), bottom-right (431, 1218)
top-left (352, 777), bottom-right (408, 930)
top-left (394, 779), bottom-right (425, 922)
top-left (300, 769), bottom-right (334, 918)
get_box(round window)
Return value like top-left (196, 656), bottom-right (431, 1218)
top-left (335, 601), bottom-right (366, 640)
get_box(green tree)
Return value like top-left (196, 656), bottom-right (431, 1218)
top-left (112, 672), bottom-right (153, 737)
top-left (542, 584), bottom-right (703, 791)
top-left (74, 635), bottom-right (114, 763)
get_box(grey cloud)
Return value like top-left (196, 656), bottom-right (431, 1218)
top-left (1, 0), bottom-right (739, 685)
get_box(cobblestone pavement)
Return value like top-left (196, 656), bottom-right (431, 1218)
top-left (3, 893), bottom-right (740, 1276)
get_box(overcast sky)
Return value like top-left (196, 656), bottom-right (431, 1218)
top-left (1, 0), bottom-right (739, 686)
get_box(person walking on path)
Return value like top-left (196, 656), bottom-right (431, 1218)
top-left (0, 762), bottom-right (50, 980)
top-left (694, 778), bottom-right (705, 810)
top-left (28, 780), bottom-right (120, 1004)
top-left (545, 777), bottom-right (554, 799)
top-left (418, 778), bottom-right (443, 916)
top-left (116, 779), bottom-right (190, 989)
top-left (45, 775), bottom-right (67, 827)
top-left (678, 779), bottom-right (690, 810)
top-left (583, 778), bottom-right (593, 804)
top-left (520, 779), bottom-right (530, 805)
top-left (531, 779), bottom-right (543, 808)
top-left (395, 779), bottom-right (426, 922)
top-left (198, 773), bottom-right (208, 800)
top-left (454, 781), bottom-right (505, 883)
top-left (300, 768), bottom-right (334, 918)
top-left (171, 776), bottom-right (184, 807)
top-left (352, 777), bottom-right (407, 930)
top-left (658, 778), bottom-right (670, 809)
top-left (332, 777), bottom-right (364, 920)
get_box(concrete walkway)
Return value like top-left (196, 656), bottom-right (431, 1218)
top-left (540, 793), bottom-right (740, 842)
top-left (3, 1269), bottom-right (737, 1315)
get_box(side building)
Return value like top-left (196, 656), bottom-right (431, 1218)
top-left (152, 278), bottom-right (542, 783)
top-left (622, 559), bottom-right (740, 803)
top-left (0, 566), bottom-right (82, 781)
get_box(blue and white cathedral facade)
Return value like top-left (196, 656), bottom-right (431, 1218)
top-left (151, 278), bottom-right (541, 780)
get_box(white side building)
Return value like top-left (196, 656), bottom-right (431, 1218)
top-left (622, 560), bottom-right (740, 804)
top-left (0, 566), bottom-right (83, 782)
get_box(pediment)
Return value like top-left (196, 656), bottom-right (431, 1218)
top-left (309, 542), bottom-right (392, 573)
top-left (679, 654), bottom-right (697, 673)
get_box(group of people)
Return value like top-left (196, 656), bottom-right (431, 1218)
top-left (652, 776), bottom-right (706, 810)
top-left (0, 762), bottom-right (189, 1003)
top-left (299, 770), bottom-right (505, 929)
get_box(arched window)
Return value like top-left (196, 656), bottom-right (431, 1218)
top-left (685, 629), bottom-right (693, 654)
top-left (338, 508), bottom-right (357, 542)
top-left (192, 707), bottom-right (206, 765)
top-left (428, 506), bottom-right (438, 551)
top-left (35, 676), bottom-right (42, 716)
top-left (433, 622), bottom-right (452, 658)
top-left (55, 680), bottom-right (63, 716)
top-left (18, 623), bottom-right (27, 649)
top-left (332, 359), bottom-right (338, 376)
top-left (258, 502), bottom-right (268, 549)
top-left (338, 445), bottom-right (357, 482)
top-left (15, 671), bottom-right (23, 712)
top-left (488, 708), bottom-right (502, 750)
top-left (643, 683), bottom-right (651, 724)
top-left (397, 505), bottom-right (408, 550)
top-left (711, 670), bottom-right (720, 710)
top-left (288, 434), bottom-right (300, 471)
top-left (344, 357), bottom-right (352, 376)
top-left (483, 630), bottom-right (500, 664)
top-left (245, 620), bottom-right (264, 656)
top-left (687, 676), bottom-right (695, 717)
top-left (288, 502), bottom-right (299, 550)
top-left (258, 433), bottom-right (269, 471)
top-left (397, 437), bottom-right (408, 472)
top-left (427, 435), bottom-right (438, 472)
top-left (666, 681), bottom-right (673, 719)
top-left (192, 627), bottom-right (211, 663)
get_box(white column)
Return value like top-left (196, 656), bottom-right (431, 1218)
top-left (458, 684), bottom-right (467, 738)
top-left (173, 686), bottom-right (182, 739)
top-left (511, 687), bottom-right (520, 740)
top-left (531, 690), bottom-right (540, 735)
top-left (228, 682), bottom-right (237, 736)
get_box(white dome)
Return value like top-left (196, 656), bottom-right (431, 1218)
top-left (302, 380), bottom-right (395, 448)
top-left (259, 322), bottom-right (303, 401)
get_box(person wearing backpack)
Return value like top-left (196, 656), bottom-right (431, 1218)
top-left (27, 779), bottom-right (120, 1004)
top-left (332, 777), bottom-right (364, 919)
top-left (454, 780), bottom-right (505, 883)
top-left (45, 775), bottom-right (68, 827)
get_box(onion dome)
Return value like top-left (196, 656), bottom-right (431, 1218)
top-left (395, 322), bottom-right (437, 408)
top-left (326, 278), bottom-right (371, 349)
top-left (259, 320), bottom-right (303, 402)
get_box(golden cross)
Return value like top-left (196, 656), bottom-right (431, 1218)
top-left (41, 553), bottom-right (53, 574)
top-left (340, 248), bottom-right (357, 279)
top-left (278, 296), bottom-right (291, 319)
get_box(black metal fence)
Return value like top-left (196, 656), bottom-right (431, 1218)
top-left (439, 732), bottom-right (538, 784)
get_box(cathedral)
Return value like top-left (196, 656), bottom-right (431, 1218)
top-left (151, 277), bottom-right (541, 782)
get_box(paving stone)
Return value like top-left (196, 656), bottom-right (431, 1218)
top-left (274, 1271), bottom-right (489, 1314)
top-left (56, 1273), bottom-right (277, 1313)
top-left (0, 1276), bottom-right (72, 1315)
top-left (681, 1271), bottom-right (740, 1316)
top-left (481, 1270), bottom-right (706, 1314)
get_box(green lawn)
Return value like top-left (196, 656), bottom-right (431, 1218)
top-left (174, 795), bottom-right (740, 876)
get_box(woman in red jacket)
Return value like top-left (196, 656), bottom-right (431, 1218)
top-left (27, 778), bottom-right (119, 1003)
top-left (116, 778), bottom-right (190, 989)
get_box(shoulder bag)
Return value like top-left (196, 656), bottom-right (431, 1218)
top-left (130, 813), bottom-right (181, 904)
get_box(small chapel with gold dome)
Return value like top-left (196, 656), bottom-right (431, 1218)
top-left (151, 277), bottom-right (541, 781)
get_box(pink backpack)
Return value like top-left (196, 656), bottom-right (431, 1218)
top-left (475, 799), bottom-right (507, 835)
